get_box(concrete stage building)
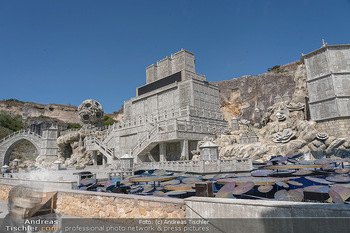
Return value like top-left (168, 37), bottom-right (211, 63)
top-left (87, 49), bottom-right (228, 164)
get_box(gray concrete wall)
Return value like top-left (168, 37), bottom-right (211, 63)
top-left (304, 44), bottom-right (350, 124)
top-left (185, 197), bottom-right (350, 233)
top-left (113, 49), bottom-right (227, 161)
top-left (146, 49), bottom-right (196, 84)
top-left (0, 177), bottom-right (76, 190)
top-left (316, 117), bottom-right (350, 138)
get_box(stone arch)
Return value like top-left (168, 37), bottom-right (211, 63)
top-left (0, 134), bottom-right (42, 166)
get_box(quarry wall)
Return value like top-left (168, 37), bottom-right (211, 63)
top-left (214, 62), bottom-right (305, 125)
top-left (0, 101), bottom-right (80, 123)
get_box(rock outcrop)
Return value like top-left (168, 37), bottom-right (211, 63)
top-left (51, 130), bottom-right (107, 168)
top-left (0, 100), bottom-right (124, 124)
top-left (214, 62), bottom-right (304, 126)
top-left (213, 62), bottom-right (350, 161)
top-left (0, 101), bottom-right (80, 123)
top-left (50, 99), bottom-right (110, 168)
top-left (215, 100), bottom-right (350, 162)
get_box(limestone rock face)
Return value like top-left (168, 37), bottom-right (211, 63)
top-left (0, 100), bottom-right (124, 127)
top-left (216, 101), bottom-right (350, 161)
top-left (0, 100), bottom-right (80, 123)
top-left (213, 61), bottom-right (350, 161)
top-left (214, 62), bottom-right (303, 125)
top-left (213, 63), bottom-right (319, 161)
top-left (291, 64), bottom-right (308, 104)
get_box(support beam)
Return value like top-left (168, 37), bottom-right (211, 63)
top-left (159, 143), bottom-right (166, 162)
top-left (181, 139), bottom-right (189, 160)
top-left (92, 151), bottom-right (97, 165)
top-left (103, 155), bottom-right (106, 166)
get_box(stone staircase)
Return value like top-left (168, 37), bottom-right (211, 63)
top-left (130, 125), bottom-right (160, 157)
top-left (91, 137), bottom-right (115, 161)
top-left (87, 123), bottom-right (161, 161)
top-left (86, 137), bottom-right (120, 169)
top-left (9, 189), bottom-right (57, 219)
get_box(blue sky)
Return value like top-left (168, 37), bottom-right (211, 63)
top-left (1, 0), bottom-right (350, 113)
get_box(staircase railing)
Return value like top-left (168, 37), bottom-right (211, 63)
top-left (130, 124), bottom-right (159, 156)
top-left (90, 137), bottom-right (114, 160)
top-left (86, 137), bottom-right (121, 170)
top-left (103, 125), bottom-right (117, 144)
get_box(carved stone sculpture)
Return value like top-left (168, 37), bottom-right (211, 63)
top-left (267, 106), bottom-right (275, 113)
top-left (287, 102), bottom-right (305, 111)
top-left (275, 105), bottom-right (290, 122)
top-left (262, 106), bottom-right (275, 125)
top-left (276, 112), bottom-right (287, 121)
top-left (78, 99), bottom-right (104, 127)
top-left (253, 123), bottom-right (261, 128)
top-left (223, 129), bottom-right (232, 135)
top-left (191, 150), bottom-right (200, 161)
top-left (273, 128), bottom-right (296, 143)
top-left (316, 132), bottom-right (329, 141)
top-left (230, 137), bottom-right (236, 144)
top-left (239, 119), bottom-right (250, 125)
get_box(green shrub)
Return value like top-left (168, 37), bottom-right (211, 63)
top-left (268, 65), bottom-right (280, 72)
top-left (66, 122), bottom-right (82, 130)
top-left (0, 126), bottom-right (13, 140)
top-left (103, 115), bottom-right (116, 126)
top-left (268, 65), bottom-right (286, 73)
top-left (38, 115), bottom-right (50, 119)
top-left (3, 99), bottom-right (25, 104)
top-left (0, 110), bottom-right (23, 131)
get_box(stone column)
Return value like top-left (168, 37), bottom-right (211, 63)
top-left (77, 175), bottom-right (81, 186)
top-left (159, 143), bottom-right (166, 162)
top-left (102, 155), bottom-right (106, 166)
top-left (92, 151), bottom-right (97, 165)
top-left (181, 139), bottom-right (189, 160)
